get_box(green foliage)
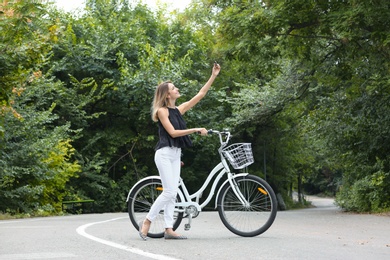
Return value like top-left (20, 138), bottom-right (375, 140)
top-left (43, 0), bottom-right (224, 212)
top-left (0, 0), bottom-right (81, 215)
top-left (41, 139), bottom-right (81, 211)
top-left (2, 0), bottom-right (390, 215)
top-left (336, 158), bottom-right (390, 213)
top-left (303, 167), bottom-right (342, 196)
top-left (0, 78), bottom-right (79, 214)
top-left (210, 0), bottom-right (390, 212)
top-left (0, 0), bottom-right (53, 140)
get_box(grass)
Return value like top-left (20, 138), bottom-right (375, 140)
top-left (0, 210), bottom-right (67, 220)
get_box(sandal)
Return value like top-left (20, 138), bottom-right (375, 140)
top-left (164, 233), bottom-right (187, 240)
top-left (138, 221), bottom-right (148, 241)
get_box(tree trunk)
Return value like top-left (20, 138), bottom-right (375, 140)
top-left (297, 171), bottom-right (303, 204)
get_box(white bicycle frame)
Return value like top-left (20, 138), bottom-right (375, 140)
top-left (126, 130), bottom-right (250, 227)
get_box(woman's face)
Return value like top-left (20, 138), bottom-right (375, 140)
top-left (167, 83), bottom-right (180, 99)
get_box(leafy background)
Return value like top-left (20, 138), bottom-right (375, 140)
top-left (1, 0), bottom-right (389, 216)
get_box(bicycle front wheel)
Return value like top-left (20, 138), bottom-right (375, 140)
top-left (128, 178), bottom-right (183, 238)
top-left (217, 174), bottom-right (277, 237)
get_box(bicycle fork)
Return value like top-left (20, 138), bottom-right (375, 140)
top-left (228, 174), bottom-right (250, 208)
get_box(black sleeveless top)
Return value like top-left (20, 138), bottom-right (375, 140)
top-left (155, 107), bottom-right (193, 150)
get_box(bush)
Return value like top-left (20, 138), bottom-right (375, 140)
top-left (336, 170), bottom-right (390, 213)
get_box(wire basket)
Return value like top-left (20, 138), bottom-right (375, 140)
top-left (222, 143), bottom-right (254, 169)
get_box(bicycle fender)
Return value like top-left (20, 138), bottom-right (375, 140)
top-left (126, 176), bottom-right (160, 202)
top-left (125, 176), bottom-right (186, 204)
top-left (214, 173), bottom-right (249, 208)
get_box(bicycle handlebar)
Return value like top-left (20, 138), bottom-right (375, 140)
top-left (208, 129), bottom-right (230, 135)
top-left (207, 129), bottom-right (232, 148)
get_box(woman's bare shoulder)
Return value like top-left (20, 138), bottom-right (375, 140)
top-left (157, 107), bottom-right (169, 117)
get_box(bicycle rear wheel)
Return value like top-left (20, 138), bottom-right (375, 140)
top-left (217, 174), bottom-right (277, 237)
top-left (128, 178), bottom-right (183, 238)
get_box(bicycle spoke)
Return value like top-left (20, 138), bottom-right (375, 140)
top-left (218, 175), bottom-right (277, 237)
top-left (128, 178), bottom-right (184, 238)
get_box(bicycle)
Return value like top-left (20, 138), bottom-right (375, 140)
top-left (126, 129), bottom-right (277, 237)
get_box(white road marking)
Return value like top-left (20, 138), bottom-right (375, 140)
top-left (76, 217), bottom-right (181, 260)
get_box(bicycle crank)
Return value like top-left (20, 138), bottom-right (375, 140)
top-left (183, 205), bottom-right (200, 231)
top-left (185, 205), bottom-right (199, 218)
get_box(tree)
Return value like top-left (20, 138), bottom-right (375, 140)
top-left (0, 0), bottom-right (52, 135)
top-left (44, 0), bottom-right (225, 211)
top-left (0, 1), bottom-right (82, 214)
top-left (209, 0), bottom-right (390, 212)
top-left (0, 73), bottom-right (81, 214)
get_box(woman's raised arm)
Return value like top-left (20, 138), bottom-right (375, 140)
top-left (178, 62), bottom-right (221, 114)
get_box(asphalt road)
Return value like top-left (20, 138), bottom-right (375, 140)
top-left (0, 196), bottom-right (389, 260)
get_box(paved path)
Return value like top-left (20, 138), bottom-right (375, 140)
top-left (0, 196), bottom-right (389, 259)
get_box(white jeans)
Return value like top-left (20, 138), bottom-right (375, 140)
top-left (146, 147), bottom-right (181, 228)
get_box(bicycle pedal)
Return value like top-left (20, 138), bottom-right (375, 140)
top-left (184, 224), bottom-right (191, 230)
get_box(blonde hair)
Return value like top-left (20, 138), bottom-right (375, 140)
top-left (151, 81), bottom-right (171, 122)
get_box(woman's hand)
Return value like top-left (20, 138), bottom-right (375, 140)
top-left (178, 63), bottom-right (220, 115)
top-left (196, 128), bottom-right (208, 136)
top-left (212, 62), bottom-right (221, 77)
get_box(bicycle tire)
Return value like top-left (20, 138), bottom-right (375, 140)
top-left (128, 178), bottom-right (183, 238)
top-left (217, 174), bottom-right (277, 237)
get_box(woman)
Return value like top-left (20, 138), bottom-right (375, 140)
top-left (139, 62), bottom-right (221, 240)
